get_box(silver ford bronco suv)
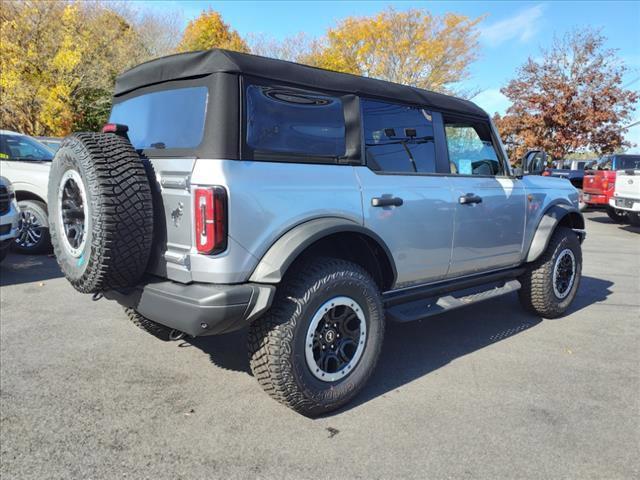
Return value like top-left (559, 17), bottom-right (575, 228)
top-left (48, 50), bottom-right (585, 416)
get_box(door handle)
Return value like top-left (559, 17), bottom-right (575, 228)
top-left (371, 196), bottom-right (404, 207)
top-left (459, 193), bottom-right (483, 205)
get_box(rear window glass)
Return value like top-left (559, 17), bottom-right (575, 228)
top-left (246, 85), bottom-right (346, 158)
top-left (617, 156), bottom-right (640, 170)
top-left (109, 86), bottom-right (208, 150)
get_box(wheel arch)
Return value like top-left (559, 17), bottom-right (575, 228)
top-left (15, 189), bottom-right (47, 207)
top-left (525, 203), bottom-right (585, 263)
top-left (248, 217), bottom-right (397, 290)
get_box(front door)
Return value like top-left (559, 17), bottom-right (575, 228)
top-left (442, 119), bottom-right (526, 277)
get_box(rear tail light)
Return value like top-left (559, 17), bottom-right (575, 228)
top-left (194, 186), bottom-right (227, 254)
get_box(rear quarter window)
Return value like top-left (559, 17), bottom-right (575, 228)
top-left (109, 86), bottom-right (208, 150)
top-left (246, 85), bottom-right (346, 159)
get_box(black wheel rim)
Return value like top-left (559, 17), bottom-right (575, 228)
top-left (58, 170), bottom-right (88, 257)
top-left (553, 248), bottom-right (576, 299)
top-left (305, 297), bottom-right (367, 382)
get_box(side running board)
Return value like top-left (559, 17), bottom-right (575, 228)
top-left (385, 279), bottom-right (521, 323)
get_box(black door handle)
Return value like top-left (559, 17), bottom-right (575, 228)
top-left (371, 196), bottom-right (404, 207)
top-left (459, 193), bottom-right (483, 205)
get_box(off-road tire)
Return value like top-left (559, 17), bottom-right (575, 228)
top-left (518, 226), bottom-right (582, 318)
top-left (0, 246), bottom-right (8, 263)
top-left (48, 132), bottom-right (153, 293)
top-left (628, 212), bottom-right (640, 226)
top-left (248, 257), bottom-right (385, 417)
top-left (13, 200), bottom-right (51, 254)
top-left (124, 307), bottom-right (179, 341)
top-left (606, 205), bottom-right (627, 223)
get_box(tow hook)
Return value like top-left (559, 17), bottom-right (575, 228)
top-left (169, 329), bottom-right (186, 341)
top-left (92, 292), bottom-right (104, 301)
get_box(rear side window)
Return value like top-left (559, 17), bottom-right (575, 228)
top-left (109, 86), bottom-right (208, 150)
top-left (246, 85), bottom-right (346, 158)
top-left (362, 99), bottom-right (436, 173)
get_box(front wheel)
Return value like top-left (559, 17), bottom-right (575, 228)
top-left (14, 200), bottom-right (51, 254)
top-left (248, 257), bottom-right (384, 417)
top-left (519, 226), bottom-right (582, 318)
top-left (606, 205), bottom-right (627, 223)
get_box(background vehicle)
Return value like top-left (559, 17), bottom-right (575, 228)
top-left (47, 49), bottom-right (585, 416)
top-left (610, 168), bottom-right (640, 226)
top-left (0, 176), bottom-right (20, 262)
top-left (35, 136), bottom-right (63, 153)
top-left (522, 151), bottom-right (590, 211)
top-left (0, 130), bottom-right (53, 253)
top-left (583, 154), bottom-right (640, 222)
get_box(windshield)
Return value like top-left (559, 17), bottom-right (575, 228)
top-left (0, 133), bottom-right (54, 161)
top-left (617, 156), bottom-right (640, 170)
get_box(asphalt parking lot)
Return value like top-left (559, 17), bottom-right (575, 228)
top-left (1, 210), bottom-right (638, 479)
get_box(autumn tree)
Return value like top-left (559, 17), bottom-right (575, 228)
top-left (246, 32), bottom-right (312, 63)
top-left (0, 0), bottom-right (178, 136)
top-left (301, 8), bottom-right (481, 93)
top-left (494, 29), bottom-right (638, 161)
top-left (177, 9), bottom-right (249, 53)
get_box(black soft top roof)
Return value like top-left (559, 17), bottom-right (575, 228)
top-left (114, 49), bottom-right (487, 118)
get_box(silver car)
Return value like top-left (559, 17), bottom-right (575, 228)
top-left (47, 49), bottom-right (585, 416)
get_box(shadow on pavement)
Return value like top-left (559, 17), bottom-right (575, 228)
top-left (187, 275), bottom-right (614, 414)
top-left (0, 253), bottom-right (63, 287)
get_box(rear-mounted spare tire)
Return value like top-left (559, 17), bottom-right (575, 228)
top-left (48, 132), bottom-right (153, 293)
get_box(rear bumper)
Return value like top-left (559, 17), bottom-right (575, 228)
top-left (582, 192), bottom-right (608, 205)
top-left (609, 197), bottom-right (640, 212)
top-left (104, 277), bottom-right (275, 337)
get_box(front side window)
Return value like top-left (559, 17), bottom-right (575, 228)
top-left (444, 122), bottom-right (503, 176)
top-left (0, 134), bottom-right (54, 161)
top-left (362, 99), bottom-right (436, 173)
top-left (109, 86), bottom-right (208, 150)
top-left (246, 85), bottom-right (346, 158)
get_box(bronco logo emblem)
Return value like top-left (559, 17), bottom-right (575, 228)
top-left (171, 202), bottom-right (184, 227)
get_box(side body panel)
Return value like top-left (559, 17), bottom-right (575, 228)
top-left (447, 176), bottom-right (526, 276)
top-left (188, 159), bottom-right (364, 284)
top-left (0, 160), bottom-right (50, 202)
top-left (354, 167), bottom-right (455, 288)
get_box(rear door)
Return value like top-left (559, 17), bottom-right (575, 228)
top-left (356, 99), bottom-right (455, 289)
top-left (441, 116), bottom-right (526, 277)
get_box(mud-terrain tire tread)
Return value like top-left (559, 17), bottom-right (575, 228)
top-left (247, 257), bottom-right (384, 416)
top-left (518, 226), bottom-right (581, 318)
top-left (49, 132), bottom-right (153, 293)
top-left (124, 307), bottom-right (173, 341)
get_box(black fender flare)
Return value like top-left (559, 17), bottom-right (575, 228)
top-left (248, 217), bottom-right (397, 285)
top-left (526, 203), bottom-right (585, 263)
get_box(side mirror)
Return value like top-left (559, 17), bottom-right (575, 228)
top-left (521, 149), bottom-right (548, 175)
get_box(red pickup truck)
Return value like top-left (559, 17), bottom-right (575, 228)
top-left (583, 154), bottom-right (640, 222)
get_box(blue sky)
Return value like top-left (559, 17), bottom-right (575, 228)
top-left (141, 0), bottom-right (640, 149)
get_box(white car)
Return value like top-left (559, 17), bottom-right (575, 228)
top-left (0, 130), bottom-right (53, 253)
top-left (0, 176), bottom-right (20, 262)
top-left (609, 168), bottom-right (640, 226)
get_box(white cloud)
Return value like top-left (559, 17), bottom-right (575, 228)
top-left (472, 89), bottom-right (512, 116)
top-left (480, 4), bottom-right (545, 47)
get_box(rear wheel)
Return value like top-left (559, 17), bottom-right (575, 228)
top-left (248, 257), bottom-right (384, 417)
top-left (519, 226), bottom-right (582, 318)
top-left (14, 200), bottom-right (51, 254)
top-left (606, 205), bottom-right (627, 223)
